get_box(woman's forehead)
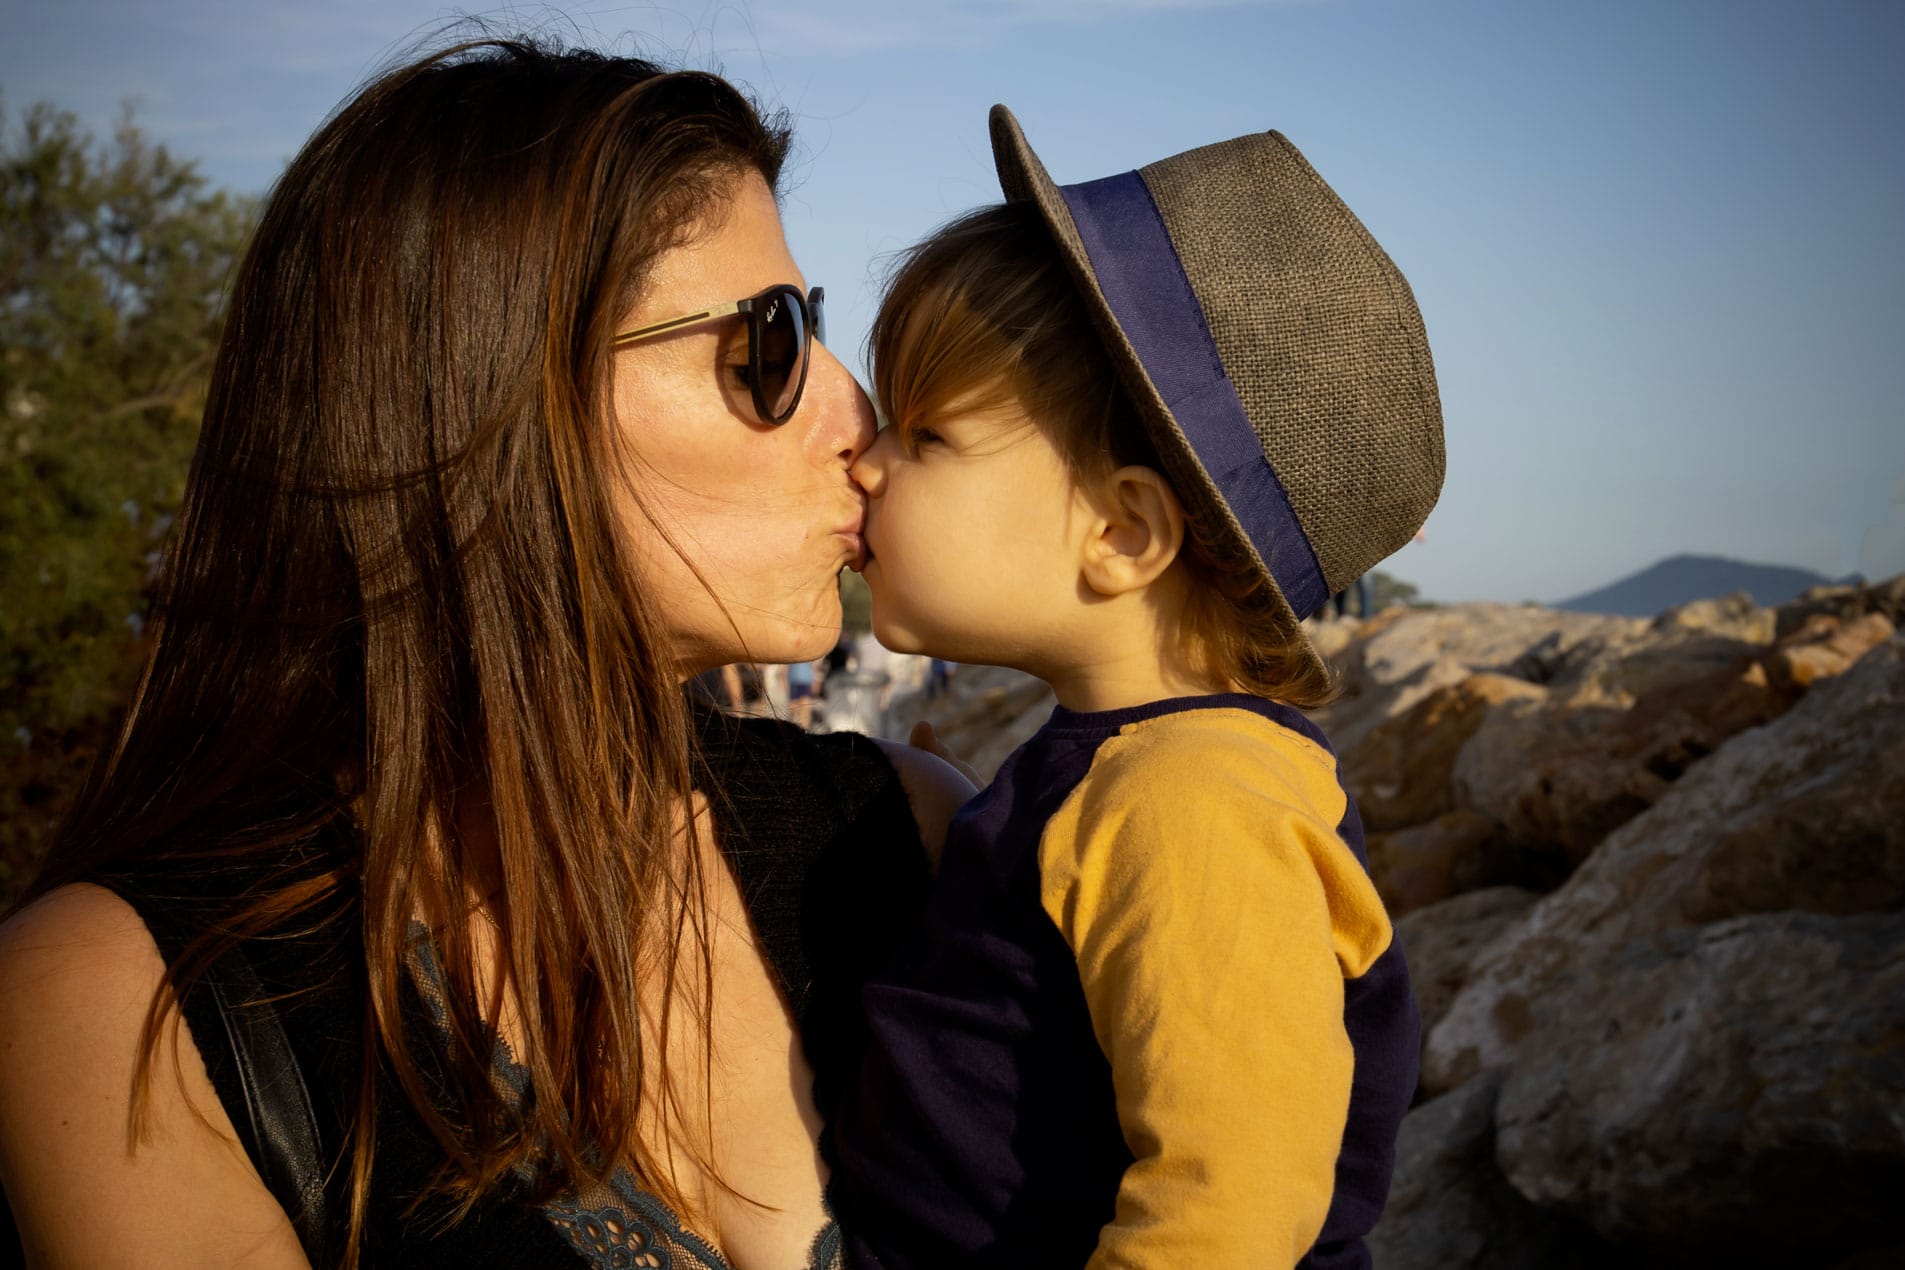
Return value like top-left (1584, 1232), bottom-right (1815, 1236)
top-left (632, 172), bottom-right (803, 323)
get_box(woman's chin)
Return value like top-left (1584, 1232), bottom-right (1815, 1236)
top-left (668, 581), bottom-right (843, 669)
top-left (766, 595), bottom-right (843, 663)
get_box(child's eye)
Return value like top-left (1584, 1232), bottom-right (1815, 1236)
top-left (903, 426), bottom-right (943, 456)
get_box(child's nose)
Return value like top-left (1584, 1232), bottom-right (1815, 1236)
top-left (850, 428), bottom-right (892, 498)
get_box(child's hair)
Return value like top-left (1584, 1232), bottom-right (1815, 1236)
top-left (870, 203), bottom-right (1336, 708)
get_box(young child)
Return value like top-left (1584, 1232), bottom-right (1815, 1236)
top-left (826, 107), bottom-right (1439, 1269)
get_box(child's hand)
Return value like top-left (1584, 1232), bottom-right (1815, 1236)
top-left (908, 720), bottom-right (980, 786)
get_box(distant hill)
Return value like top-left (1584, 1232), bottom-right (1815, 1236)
top-left (1556, 554), bottom-right (1839, 616)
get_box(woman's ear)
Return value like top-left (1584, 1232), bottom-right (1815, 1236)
top-left (1078, 465), bottom-right (1186, 598)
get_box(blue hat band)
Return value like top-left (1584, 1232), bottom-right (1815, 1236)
top-left (1057, 170), bottom-right (1328, 620)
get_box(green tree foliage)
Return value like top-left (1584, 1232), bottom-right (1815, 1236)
top-left (839, 568), bottom-right (873, 633)
top-left (1368, 569), bottom-right (1427, 613)
top-left (1, 95), bottom-right (255, 889)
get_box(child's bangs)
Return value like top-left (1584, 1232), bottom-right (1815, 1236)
top-left (873, 290), bottom-right (1021, 445)
top-left (869, 206), bottom-right (1055, 444)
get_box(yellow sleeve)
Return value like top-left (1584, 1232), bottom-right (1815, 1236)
top-left (1037, 709), bottom-right (1394, 1269)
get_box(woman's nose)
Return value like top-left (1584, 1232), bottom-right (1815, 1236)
top-left (802, 343), bottom-right (877, 468)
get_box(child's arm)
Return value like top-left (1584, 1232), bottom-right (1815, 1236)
top-left (1038, 712), bottom-right (1397, 1267)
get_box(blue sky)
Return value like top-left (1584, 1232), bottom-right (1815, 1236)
top-left (4, 0), bottom-right (1901, 603)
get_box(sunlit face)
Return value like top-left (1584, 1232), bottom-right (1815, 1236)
top-left (850, 397), bottom-right (1090, 673)
top-left (611, 173), bottom-right (874, 676)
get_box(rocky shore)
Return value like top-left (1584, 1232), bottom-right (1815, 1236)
top-left (899, 576), bottom-right (1905, 1266)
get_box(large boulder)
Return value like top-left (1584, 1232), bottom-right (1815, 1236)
top-left (1342, 673), bottom-right (1545, 833)
top-left (1769, 611), bottom-right (1897, 693)
top-left (1452, 648), bottom-right (1799, 866)
top-left (1649, 589), bottom-right (1776, 644)
top-left (1486, 589), bottom-right (1779, 717)
top-left (1312, 605), bottom-right (1644, 754)
top-left (1366, 811), bottom-right (1523, 916)
top-left (1318, 600), bottom-right (1778, 771)
top-left (1425, 635), bottom-right (1905, 1094)
top-left (1449, 694), bottom-right (1644, 867)
top-left (1494, 911), bottom-right (1905, 1264)
top-left (1773, 573), bottom-right (1905, 641)
top-left (1302, 614), bottom-right (1364, 667)
top-left (1541, 619), bottom-right (1772, 711)
top-left (1367, 1071), bottom-right (1618, 1270)
top-left (1451, 616), bottom-right (1896, 872)
top-left (1393, 886), bottom-right (1541, 1050)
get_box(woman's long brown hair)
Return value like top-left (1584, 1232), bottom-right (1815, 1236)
top-left (18, 38), bottom-right (791, 1263)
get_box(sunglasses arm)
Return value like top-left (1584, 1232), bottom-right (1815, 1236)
top-left (613, 299), bottom-right (747, 347)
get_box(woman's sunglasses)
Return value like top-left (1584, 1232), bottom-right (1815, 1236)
top-left (613, 283), bottom-right (825, 426)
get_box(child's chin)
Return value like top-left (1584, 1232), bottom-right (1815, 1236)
top-left (869, 613), bottom-right (935, 659)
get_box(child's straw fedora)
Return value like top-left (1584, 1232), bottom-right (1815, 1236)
top-left (990, 105), bottom-right (1445, 679)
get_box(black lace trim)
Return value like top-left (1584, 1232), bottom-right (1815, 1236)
top-left (545, 1180), bottom-right (730, 1269)
top-left (405, 924), bottom-right (842, 1269)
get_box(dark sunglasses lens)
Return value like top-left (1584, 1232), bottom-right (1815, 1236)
top-left (757, 289), bottom-right (805, 420)
top-left (811, 288), bottom-right (825, 347)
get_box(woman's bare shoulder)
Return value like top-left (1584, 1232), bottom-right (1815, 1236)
top-left (0, 883), bottom-right (176, 1058)
top-left (1, 880), bottom-right (162, 984)
top-left (0, 882), bottom-right (309, 1267)
top-left (870, 734), bottom-right (979, 869)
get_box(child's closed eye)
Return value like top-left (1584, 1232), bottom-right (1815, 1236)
top-left (902, 425), bottom-right (944, 456)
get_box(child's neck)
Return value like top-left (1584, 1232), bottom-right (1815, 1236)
top-left (1038, 589), bottom-right (1229, 713)
top-left (1044, 657), bottom-right (1227, 714)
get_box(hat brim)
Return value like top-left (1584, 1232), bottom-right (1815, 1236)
top-left (988, 105), bottom-right (1332, 692)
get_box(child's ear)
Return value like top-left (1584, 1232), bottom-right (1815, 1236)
top-left (1079, 465), bottom-right (1186, 598)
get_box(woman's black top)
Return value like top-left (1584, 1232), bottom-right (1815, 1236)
top-left (89, 711), bottom-right (929, 1267)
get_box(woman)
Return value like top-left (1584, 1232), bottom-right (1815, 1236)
top-left (0, 39), bottom-right (969, 1268)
